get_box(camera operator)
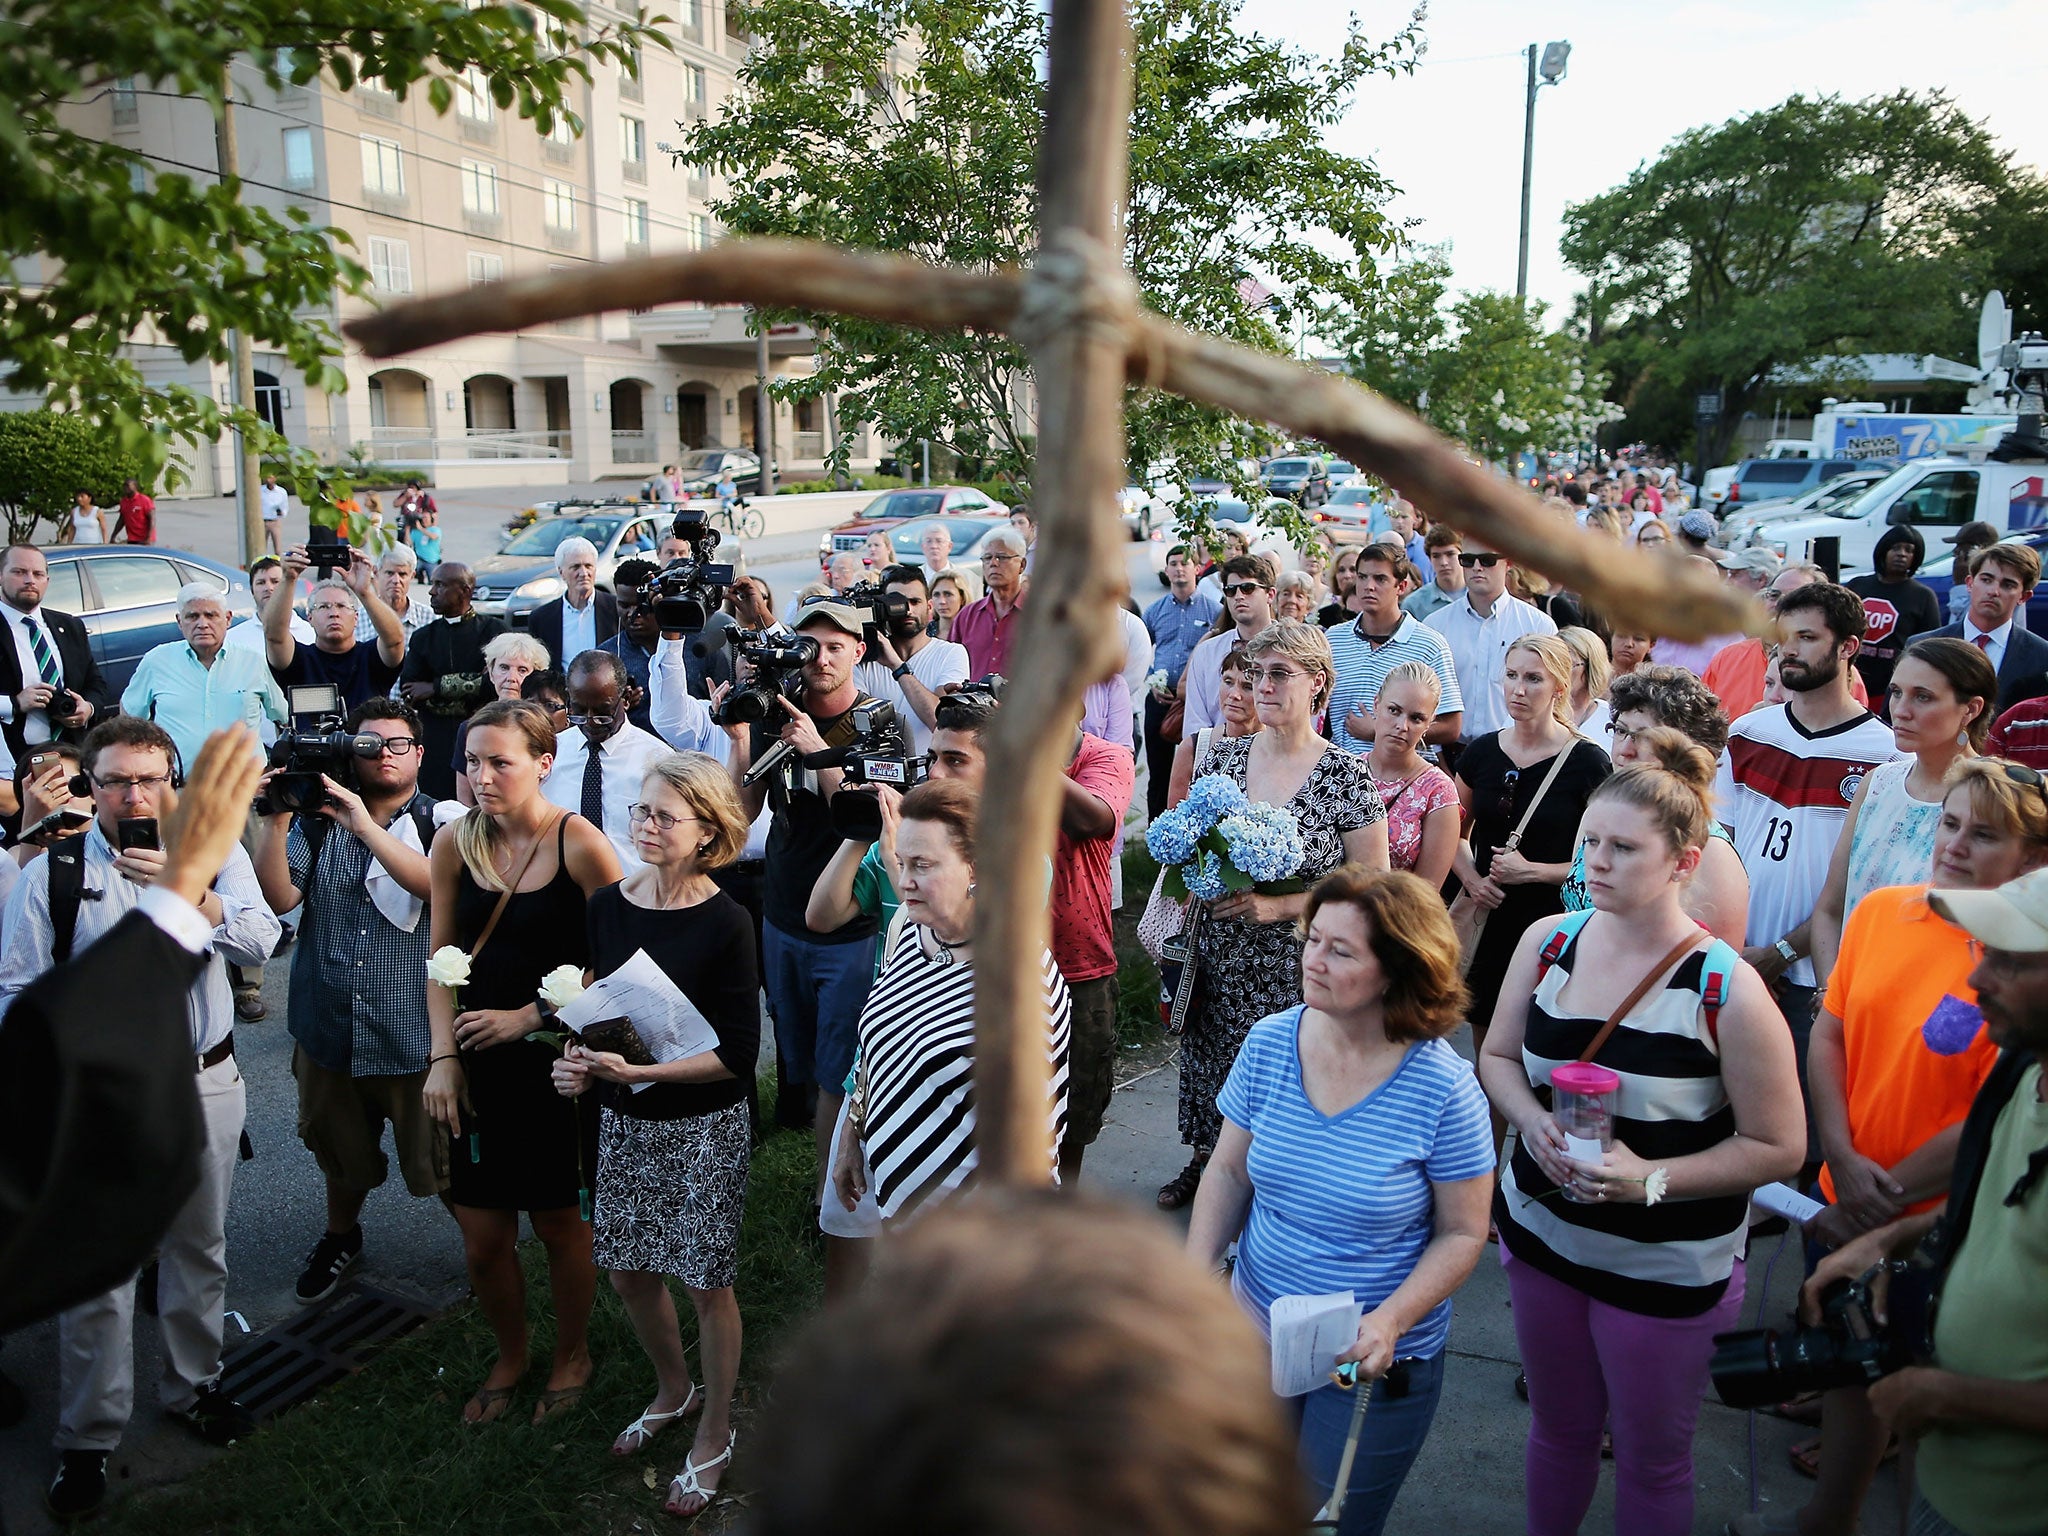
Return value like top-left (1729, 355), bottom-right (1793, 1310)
top-left (1779, 870), bottom-right (2048, 1536)
top-left (0, 544), bottom-right (113, 761)
top-left (853, 564), bottom-right (968, 754)
top-left (249, 699), bottom-right (452, 1309)
top-left (723, 601), bottom-right (881, 1180)
top-left (268, 545), bottom-right (407, 710)
top-left (0, 719), bottom-right (278, 1519)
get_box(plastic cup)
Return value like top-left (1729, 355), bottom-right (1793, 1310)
top-left (1549, 1062), bottom-right (1621, 1203)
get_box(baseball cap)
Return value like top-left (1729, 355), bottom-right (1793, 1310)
top-left (1716, 547), bottom-right (1782, 576)
top-left (1944, 520), bottom-right (2000, 546)
top-left (793, 599), bottom-right (866, 639)
top-left (1677, 510), bottom-right (1717, 541)
top-left (1928, 866), bottom-right (2048, 953)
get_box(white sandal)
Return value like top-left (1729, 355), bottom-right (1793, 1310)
top-left (612, 1385), bottom-right (702, 1456)
top-left (663, 1430), bottom-right (735, 1519)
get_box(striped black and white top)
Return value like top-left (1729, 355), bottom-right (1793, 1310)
top-left (1494, 925), bottom-right (1748, 1318)
top-left (858, 925), bottom-right (1071, 1221)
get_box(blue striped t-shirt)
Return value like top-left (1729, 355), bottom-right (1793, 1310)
top-left (1218, 1007), bottom-right (1495, 1360)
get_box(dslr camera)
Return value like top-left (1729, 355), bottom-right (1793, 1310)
top-left (650, 507), bottom-right (736, 632)
top-left (830, 700), bottom-right (923, 840)
top-left (254, 684), bottom-right (391, 815)
top-left (1709, 1265), bottom-right (1932, 1410)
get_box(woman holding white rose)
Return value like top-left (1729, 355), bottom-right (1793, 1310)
top-left (550, 751), bottom-right (758, 1519)
top-left (424, 699), bottom-right (622, 1428)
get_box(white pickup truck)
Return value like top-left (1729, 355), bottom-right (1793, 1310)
top-left (1759, 454), bottom-right (2048, 575)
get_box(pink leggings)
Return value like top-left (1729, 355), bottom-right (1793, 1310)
top-left (1503, 1249), bottom-right (1745, 1536)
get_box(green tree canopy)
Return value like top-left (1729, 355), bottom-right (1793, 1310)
top-left (1561, 90), bottom-right (2018, 464)
top-left (679, 0), bottom-right (1421, 490)
top-left (0, 0), bottom-right (661, 490)
top-left (1323, 248), bottom-right (1619, 467)
top-left (0, 411), bottom-right (144, 542)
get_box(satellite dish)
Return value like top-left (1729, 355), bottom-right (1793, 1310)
top-left (1980, 290), bottom-right (2013, 374)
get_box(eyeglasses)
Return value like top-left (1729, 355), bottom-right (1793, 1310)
top-left (91, 773), bottom-right (171, 793)
top-left (982, 552), bottom-right (1022, 566)
top-left (566, 712), bottom-right (618, 727)
top-left (1607, 721), bottom-right (1645, 745)
top-left (1458, 553), bottom-right (1503, 568)
top-left (1996, 761), bottom-right (2048, 811)
top-left (1249, 665), bottom-right (1307, 686)
top-left (628, 804), bottom-right (700, 831)
top-left (372, 736), bottom-right (422, 755)
top-left (1223, 582), bottom-right (1270, 597)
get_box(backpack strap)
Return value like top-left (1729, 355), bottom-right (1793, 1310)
top-left (46, 832), bottom-right (88, 965)
top-left (1534, 907), bottom-right (1596, 986)
top-left (1697, 938), bottom-right (1738, 1043)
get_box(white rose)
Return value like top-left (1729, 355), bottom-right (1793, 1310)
top-left (426, 946), bottom-right (473, 989)
top-left (538, 964), bottom-right (586, 1009)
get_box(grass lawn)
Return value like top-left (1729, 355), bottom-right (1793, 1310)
top-left (99, 846), bottom-right (1168, 1534)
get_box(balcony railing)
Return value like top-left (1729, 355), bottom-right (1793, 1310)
top-left (304, 428), bottom-right (574, 464)
top-left (611, 429), bottom-right (657, 463)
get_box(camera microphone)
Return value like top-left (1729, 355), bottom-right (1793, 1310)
top-left (742, 739), bottom-right (798, 787)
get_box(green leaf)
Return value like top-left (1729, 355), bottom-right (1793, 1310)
top-left (427, 74), bottom-right (454, 115)
top-left (1162, 864), bottom-right (1189, 904)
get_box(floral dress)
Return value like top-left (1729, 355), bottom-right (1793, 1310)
top-left (1178, 734), bottom-right (1384, 1151)
top-left (1370, 764), bottom-right (1458, 875)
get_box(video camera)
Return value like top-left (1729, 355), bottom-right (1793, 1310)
top-left (649, 507), bottom-right (736, 632)
top-left (838, 579), bottom-right (913, 649)
top-left (713, 628), bottom-right (820, 733)
top-left (1709, 1265), bottom-right (1932, 1410)
top-left (254, 684), bottom-right (390, 816)
top-left (828, 676), bottom-right (1004, 841)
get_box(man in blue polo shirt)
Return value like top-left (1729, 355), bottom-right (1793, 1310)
top-left (1141, 544), bottom-right (1220, 819)
top-left (1326, 544), bottom-right (1463, 753)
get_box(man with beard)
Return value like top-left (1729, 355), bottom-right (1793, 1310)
top-left (1848, 525), bottom-right (1943, 712)
top-left (397, 563), bottom-right (505, 798)
top-left (1713, 582), bottom-right (1901, 1157)
top-left (853, 565), bottom-right (969, 752)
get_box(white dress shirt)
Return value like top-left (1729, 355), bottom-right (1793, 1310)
top-left (540, 721), bottom-right (673, 870)
top-left (561, 597), bottom-right (599, 662)
top-left (0, 827), bottom-right (279, 1053)
top-left (259, 482), bottom-right (290, 521)
top-left (2, 603), bottom-right (69, 745)
top-left (1964, 617), bottom-right (2012, 675)
top-left (648, 636), bottom-right (725, 757)
top-left (1424, 592), bottom-right (1558, 741)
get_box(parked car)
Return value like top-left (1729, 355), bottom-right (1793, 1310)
top-left (1325, 459), bottom-right (1364, 486)
top-left (1915, 528), bottom-right (2048, 632)
top-left (1762, 455), bottom-right (2048, 575)
top-left (1147, 497), bottom-right (1306, 584)
top-left (816, 514), bottom-right (1014, 582)
top-left (1723, 455), bottom-right (1867, 507)
top-left (1316, 483), bottom-right (1384, 531)
top-left (472, 504), bottom-right (672, 622)
top-left (1119, 483), bottom-right (1171, 540)
top-left (817, 486), bottom-right (1010, 564)
top-left (1259, 455), bottom-right (1331, 508)
top-left (676, 447), bottom-right (769, 497)
top-left (40, 545), bottom-right (257, 692)
top-left (1721, 465), bottom-right (1895, 548)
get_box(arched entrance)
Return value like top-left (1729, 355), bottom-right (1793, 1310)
top-left (366, 368), bottom-right (432, 430)
top-left (463, 374), bottom-right (517, 431)
top-left (676, 380), bottom-right (716, 450)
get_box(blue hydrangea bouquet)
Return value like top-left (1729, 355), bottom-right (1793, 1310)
top-left (1146, 773), bottom-right (1307, 902)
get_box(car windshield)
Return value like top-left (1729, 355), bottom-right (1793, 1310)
top-left (1327, 461), bottom-right (1358, 477)
top-left (1814, 476), bottom-right (1877, 510)
top-left (892, 516), bottom-right (1001, 556)
top-left (501, 515), bottom-right (625, 555)
top-left (1328, 487), bottom-right (1375, 505)
top-left (1195, 499), bottom-right (1253, 523)
top-left (1265, 459), bottom-right (1312, 475)
top-left (863, 490), bottom-right (948, 520)
top-left (677, 450), bottom-right (736, 473)
top-left (1741, 462), bottom-right (1811, 485)
top-left (1829, 463), bottom-right (1923, 519)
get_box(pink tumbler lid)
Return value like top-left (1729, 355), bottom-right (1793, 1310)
top-left (1550, 1063), bottom-right (1621, 1095)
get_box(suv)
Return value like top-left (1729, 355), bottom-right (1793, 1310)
top-left (1259, 455), bottom-right (1331, 507)
top-left (1762, 455), bottom-right (2048, 575)
top-left (1723, 456), bottom-right (1865, 507)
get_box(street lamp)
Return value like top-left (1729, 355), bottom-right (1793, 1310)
top-left (1516, 40), bottom-right (1570, 302)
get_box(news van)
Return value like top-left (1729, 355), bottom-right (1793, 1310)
top-left (1759, 452), bottom-right (2048, 575)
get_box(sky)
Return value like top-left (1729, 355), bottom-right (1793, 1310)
top-left (1239, 0), bottom-right (2048, 324)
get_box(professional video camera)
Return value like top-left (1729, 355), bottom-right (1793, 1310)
top-left (1709, 1266), bottom-right (1932, 1409)
top-left (838, 579), bottom-right (913, 649)
top-left (649, 507), bottom-right (736, 631)
top-left (830, 700), bottom-right (922, 840)
top-left (713, 628), bottom-right (821, 728)
top-left (253, 684), bottom-right (390, 815)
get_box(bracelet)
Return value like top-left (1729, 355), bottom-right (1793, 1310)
top-left (429, 1053), bottom-right (461, 1066)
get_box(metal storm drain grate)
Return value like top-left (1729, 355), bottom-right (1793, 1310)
top-left (217, 1283), bottom-right (439, 1421)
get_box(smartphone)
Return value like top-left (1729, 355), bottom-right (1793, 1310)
top-left (22, 807), bottom-right (89, 844)
top-left (24, 749), bottom-right (61, 777)
top-left (115, 817), bottom-right (161, 852)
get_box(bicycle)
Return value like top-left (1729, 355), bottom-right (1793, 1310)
top-left (710, 496), bottom-right (764, 540)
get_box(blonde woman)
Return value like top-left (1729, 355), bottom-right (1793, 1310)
top-left (551, 753), bottom-right (757, 1516)
top-left (1451, 634), bottom-right (1611, 1047)
top-left (931, 567), bottom-right (982, 643)
top-left (1556, 626), bottom-right (1614, 741)
top-left (424, 700), bottom-right (623, 1426)
top-left (1365, 662), bottom-right (1461, 885)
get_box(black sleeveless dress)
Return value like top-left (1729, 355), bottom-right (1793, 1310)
top-left (446, 815), bottom-right (598, 1211)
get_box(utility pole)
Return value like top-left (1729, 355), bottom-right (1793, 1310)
top-left (214, 66), bottom-right (263, 568)
top-left (1516, 41), bottom-right (1571, 304)
top-left (753, 316), bottom-right (775, 496)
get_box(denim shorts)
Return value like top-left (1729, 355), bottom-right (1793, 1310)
top-left (762, 922), bottom-right (875, 1090)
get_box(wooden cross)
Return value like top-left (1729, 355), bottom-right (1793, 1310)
top-left (350, 0), bottom-right (1755, 1187)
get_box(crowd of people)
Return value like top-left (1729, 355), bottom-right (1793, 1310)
top-left (2, 452), bottom-right (2044, 1536)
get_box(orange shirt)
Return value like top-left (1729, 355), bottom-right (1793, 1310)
top-left (1701, 637), bottom-right (1869, 719)
top-left (1817, 883), bottom-right (1999, 1210)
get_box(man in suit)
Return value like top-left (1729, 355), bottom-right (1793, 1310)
top-left (0, 543), bottom-right (114, 762)
top-left (526, 536), bottom-right (618, 665)
top-left (1932, 541), bottom-right (2048, 713)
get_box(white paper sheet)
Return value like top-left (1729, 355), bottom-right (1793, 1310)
top-left (1751, 1181), bottom-right (1826, 1224)
top-left (555, 949), bottom-right (721, 1094)
top-left (1268, 1290), bottom-right (1363, 1397)
top-left (1563, 1133), bottom-right (1605, 1165)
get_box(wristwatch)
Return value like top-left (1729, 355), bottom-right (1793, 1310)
top-left (892, 662), bottom-right (913, 680)
top-left (1773, 937), bottom-right (1798, 966)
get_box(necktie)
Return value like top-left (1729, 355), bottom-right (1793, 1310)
top-left (1974, 634), bottom-right (1994, 653)
top-left (26, 617), bottom-right (61, 687)
top-left (581, 742), bottom-right (604, 827)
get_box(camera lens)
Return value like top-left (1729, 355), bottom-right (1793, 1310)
top-left (830, 787), bottom-right (883, 843)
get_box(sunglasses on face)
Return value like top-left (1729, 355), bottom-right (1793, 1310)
top-left (1459, 553), bottom-right (1503, 569)
top-left (1223, 582), bottom-right (1270, 598)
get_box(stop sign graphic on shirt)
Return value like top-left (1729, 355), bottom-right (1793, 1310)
top-left (1862, 597), bottom-right (1900, 646)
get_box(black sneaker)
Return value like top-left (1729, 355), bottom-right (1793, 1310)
top-left (46, 1450), bottom-right (109, 1521)
top-left (168, 1382), bottom-right (256, 1445)
top-left (294, 1226), bottom-right (362, 1305)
